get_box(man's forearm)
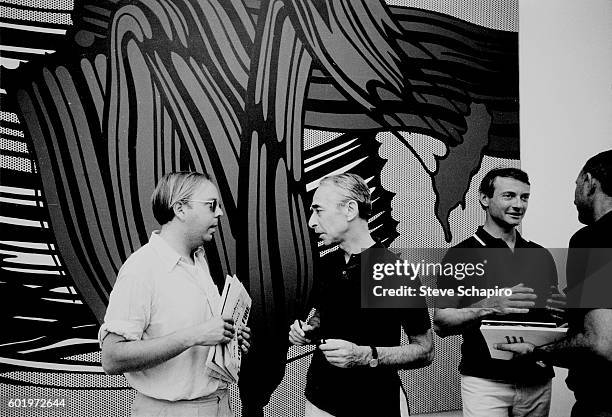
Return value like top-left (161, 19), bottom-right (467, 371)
top-left (359, 329), bottom-right (433, 369)
top-left (534, 309), bottom-right (612, 367)
top-left (101, 330), bottom-right (192, 374)
top-left (433, 306), bottom-right (490, 337)
top-left (535, 332), bottom-right (607, 368)
top-left (377, 344), bottom-right (433, 369)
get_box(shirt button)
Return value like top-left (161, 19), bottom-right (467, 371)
top-left (341, 270), bottom-right (348, 278)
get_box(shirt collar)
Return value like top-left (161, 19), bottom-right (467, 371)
top-left (149, 231), bottom-right (189, 272)
top-left (475, 226), bottom-right (528, 248)
top-left (343, 239), bottom-right (386, 265)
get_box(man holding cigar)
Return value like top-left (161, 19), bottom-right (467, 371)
top-left (289, 173), bottom-right (433, 417)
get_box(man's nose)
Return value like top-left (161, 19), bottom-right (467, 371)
top-left (308, 213), bottom-right (316, 229)
top-left (511, 198), bottom-right (526, 210)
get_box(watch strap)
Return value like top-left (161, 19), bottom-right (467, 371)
top-left (370, 345), bottom-right (378, 360)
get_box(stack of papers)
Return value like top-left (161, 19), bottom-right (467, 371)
top-left (206, 274), bottom-right (252, 383)
top-left (480, 320), bottom-right (567, 360)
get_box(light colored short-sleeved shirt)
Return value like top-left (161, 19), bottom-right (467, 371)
top-left (98, 232), bottom-right (225, 401)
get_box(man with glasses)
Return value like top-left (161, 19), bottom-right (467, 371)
top-left (289, 173), bottom-right (433, 417)
top-left (99, 171), bottom-right (250, 417)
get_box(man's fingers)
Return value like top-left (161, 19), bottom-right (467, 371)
top-left (510, 284), bottom-right (534, 292)
top-left (507, 300), bottom-right (536, 308)
top-left (322, 350), bottom-right (342, 360)
top-left (318, 340), bottom-right (340, 350)
top-left (509, 292), bottom-right (537, 300)
top-left (503, 307), bottom-right (530, 314)
top-left (289, 326), bottom-right (307, 339)
top-left (288, 330), bottom-right (311, 345)
top-left (321, 349), bottom-right (344, 357)
top-left (319, 339), bottom-right (348, 351)
top-left (550, 292), bottom-right (567, 300)
top-left (302, 324), bottom-right (315, 333)
top-left (493, 342), bottom-right (534, 355)
top-left (506, 300), bottom-right (536, 308)
top-left (493, 343), bottom-right (524, 352)
top-left (546, 299), bottom-right (567, 309)
top-left (493, 343), bottom-right (513, 351)
top-left (291, 320), bottom-right (305, 336)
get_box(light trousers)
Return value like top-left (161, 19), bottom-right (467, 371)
top-left (461, 375), bottom-right (552, 417)
top-left (131, 390), bottom-right (232, 417)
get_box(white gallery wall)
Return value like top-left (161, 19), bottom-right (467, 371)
top-left (521, 0), bottom-right (612, 248)
top-left (520, 1), bottom-right (612, 416)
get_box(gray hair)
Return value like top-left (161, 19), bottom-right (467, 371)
top-left (319, 173), bottom-right (372, 219)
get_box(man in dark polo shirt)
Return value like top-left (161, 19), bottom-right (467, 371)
top-left (289, 173), bottom-right (433, 417)
top-left (434, 167), bottom-right (559, 417)
top-left (496, 150), bottom-right (612, 417)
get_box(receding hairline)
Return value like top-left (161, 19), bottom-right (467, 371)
top-left (491, 175), bottom-right (530, 188)
top-left (314, 181), bottom-right (352, 199)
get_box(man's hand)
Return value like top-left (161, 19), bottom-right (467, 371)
top-left (237, 326), bottom-right (251, 353)
top-left (319, 339), bottom-right (367, 368)
top-left (546, 288), bottom-right (567, 323)
top-left (289, 320), bottom-right (315, 346)
top-left (482, 283), bottom-right (537, 315)
top-left (494, 342), bottom-right (535, 357)
top-left (189, 317), bottom-right (235, 347)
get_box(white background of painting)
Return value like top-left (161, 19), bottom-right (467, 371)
top-left (521, 0), bottom-right (612, 416)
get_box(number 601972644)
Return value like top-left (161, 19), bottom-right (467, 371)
top-left (7, 398), bottom-right (66, 407)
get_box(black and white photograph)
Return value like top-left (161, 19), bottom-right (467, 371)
top-left (0, 0), bottom-right (611, 416)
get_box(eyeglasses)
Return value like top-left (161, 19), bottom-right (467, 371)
top-left (183, 199), bottom-right (220, 212)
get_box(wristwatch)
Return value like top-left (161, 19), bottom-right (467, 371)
top-left (368, 346), bottom-right (379, 368)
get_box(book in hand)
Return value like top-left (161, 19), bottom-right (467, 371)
top-left (480, 320), bottom-right (567, 360)
top-left (205, 274), bottom-right (252, 383)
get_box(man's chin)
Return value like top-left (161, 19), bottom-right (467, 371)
top-left (320, 237), bottom-right (339, 246)
top-left (316, 234), bottom-right (331, 245)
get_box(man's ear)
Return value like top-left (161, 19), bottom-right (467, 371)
top-left (585, 173), bottom-right (598, 195)
top-left (173, 201), bottom-right (187, 221)
top-left (345, 200), bottom-right (359, 221)
top-left (479, 192), bottom-right (489, 209)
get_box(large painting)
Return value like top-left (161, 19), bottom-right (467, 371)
top-left (0, 1), bottom-right (518, 415)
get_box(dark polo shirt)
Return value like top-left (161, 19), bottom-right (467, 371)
top-left (437, 227), bottom-right (558, 383)
top-left (565, 210), bottom-right (612, 409)
top-left (304, 242), bottom-right (431, 417)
